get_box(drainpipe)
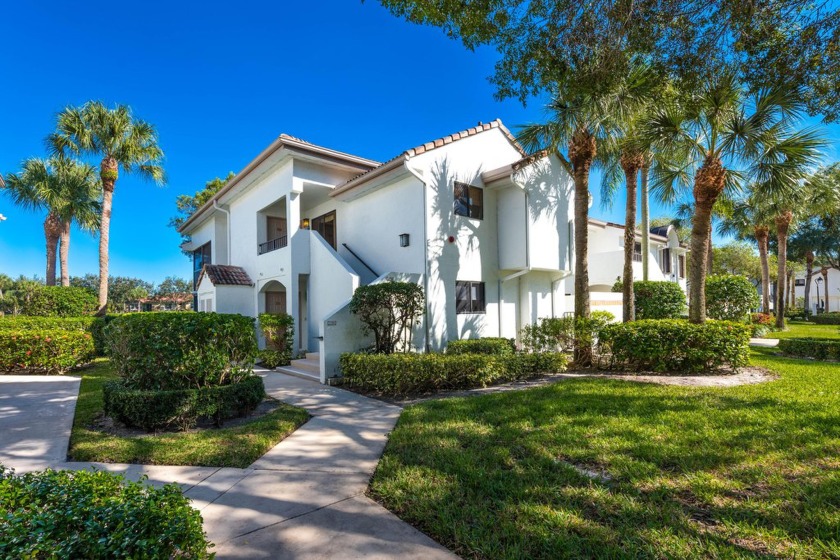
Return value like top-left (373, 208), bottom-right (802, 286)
top-left (213, 200), bottom-right (231, 265)
top-left (404, 160), bottom-right (431, 352)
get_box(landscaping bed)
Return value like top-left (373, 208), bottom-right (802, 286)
top-left (370, 348), bottom-right (840, 558)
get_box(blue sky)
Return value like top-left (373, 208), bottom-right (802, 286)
top-left (2, 1), bottom-right (838, 285)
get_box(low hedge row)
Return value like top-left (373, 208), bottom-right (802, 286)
top-left (809, 312), bottom-right (840, 325)
top-left (0, 329), bottom-right (95, 374)
top-left (339, 352), bottom-right (567, 396)
top-left (0, 315), bottom-right (115, 356)
top-left (599, 319), bottom-right (751, 373)
top-left (777, 337), bottom-right (840, 361)
top-left (0, 466), bottom-right (211, 559)
top-left (103, 375), bottom-right (266, 431)
top-left (446, 337), bottom-right (515, 355)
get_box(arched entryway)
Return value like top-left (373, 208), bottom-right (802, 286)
top-left (258, 280), bottom-right (287, 315)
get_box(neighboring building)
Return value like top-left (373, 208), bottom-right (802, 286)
top-left (123, 293), bottom-right (193, 312)
top-left (793, 267), bottom-right (840, 314)
top-left (568, 220), bottom-right (688, 320)
top-left (179, 120), bottom-right (574, 382)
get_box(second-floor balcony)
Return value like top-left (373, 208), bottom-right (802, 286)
top-left (258, 235), bottom-right (288, 255)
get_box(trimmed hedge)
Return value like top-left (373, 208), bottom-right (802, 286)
top-left (18, 286), bottom-right (97, 317)
top-left (599, 319), bottom-right (751, 373)
top-left (0, 466), bottom-right (211, 559)
top-left (105, 312), bottom-right (257, 390)
top-left (810, 312), bottom-right (840, 325)
top-left (446, 337), bottom-right (515, 355)
top-left (104, 375), bottom-right (266, 431)
top-left (0, 315), bottom-right (112, 356)
top-left (0, 329), bottom-right (95, 374)
top-left (777, 337), bottom-right (840, 361)
top-left (634, 281), bottom-right (686, 319)
top-left (705, 274), bottom-right (760, 321)
top-left (339, 352), bottom-right (568, 396)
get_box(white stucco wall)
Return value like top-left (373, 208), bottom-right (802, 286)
top-left (215, 285), bottom-right (255, 316)
top-left (307, 232), bottom-right (360, 352)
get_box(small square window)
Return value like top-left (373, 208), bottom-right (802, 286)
top-left (456, 281), bottom-right (486, 314)
top-left (454, 182), bottom-right (483, 220)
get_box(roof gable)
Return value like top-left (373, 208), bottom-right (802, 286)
top-left (198, 265), bottom-right (254, 287)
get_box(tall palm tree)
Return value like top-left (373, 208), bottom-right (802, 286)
top-left (48, 101), bottom-right (165, 313)
top-left (646, 75), bottom-right (820, 323)
top-left (3, 158), bottom-right (100, 286)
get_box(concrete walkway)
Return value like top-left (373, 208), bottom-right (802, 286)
top-left (750, 337), bottom-right (780, 347)
top-left (0, 371), bottom-right (457, 559)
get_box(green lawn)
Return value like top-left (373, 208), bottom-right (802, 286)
top-left (69, 361), bottom-right (309, 468)
top-left (370, 349), bottom-right (840, 559)
top-left (767, 321), bottom-right (840, 339)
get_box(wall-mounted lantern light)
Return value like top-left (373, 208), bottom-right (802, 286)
top-left (399, 233), bottom-right (410, 247)
top-left (300, 218), bottom-right (310, 230)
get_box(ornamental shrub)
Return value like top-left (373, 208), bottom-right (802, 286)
top-left (810, 312), bottom-right (840, 325)
top-left (258, 313), bottom-right (294, 366)
top-left (633, 281), bottom-right (686, 319)
top-left (105, 312), bottom-right (257, 390)
top-left (446, 337), bottom-right (515, 355)
top-left (777, 337), bottom-right (840, 360)
top-left (0, 329), bottom-right (95, 374)
top-left (339, 351), bottom-right (567, 396)
top-left (349, 281), bottom-right (424, 354)
top-left (751, 313), bottom-right (775, 326)
top-left (0, 466), bottom-right (212, 559)
top-left (103, 375), bottom-right (266, 431)
top-left (599, 319), bottom-right (751, 373)
top-left (18, 286), bottom-right (97, 317)
top-left (705, 274), bottom-right (760, 321)
top-left (0, 315), bottom-right (114, 356)
top-left (520, 311), bottom-right (614, 354)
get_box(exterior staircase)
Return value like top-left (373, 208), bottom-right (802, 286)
top-left (276, 352), bottom-right (321, 382)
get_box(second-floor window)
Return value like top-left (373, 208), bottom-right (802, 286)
top-left (661, 248), bottom-right (672, 274)
top-left (192, 242), bottom-right (211, 289)
top-left (454, 182), bottom-right (483, 220)
top-left (456, 281), bottom-right (486, 314)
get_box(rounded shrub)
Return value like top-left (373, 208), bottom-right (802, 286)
top-left (19, 286), bottom-right (97, 317)
top-left (258, 313), bottom-right (294, 367)
top-left (705, 274), bottom-right (760, 321)
top-left (0, 466), bottom-right (212, 559)
top-left (446, 337), bottom-right (515, 355)
top-left (103, 375), bottom-right (266, 431)
top-left (0, 329), bottom-right (95, 374)
top-left (633, 281), bottom-right (686, 319)
top-left (599, 319), bottom-right (751, 373)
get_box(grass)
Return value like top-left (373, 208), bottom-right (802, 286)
top-left (69, 360), bottom-right (309, 468)
top-left (370, 348), bottom-right (840, 559)
top-left (767, 320), bottom-right (840, 340)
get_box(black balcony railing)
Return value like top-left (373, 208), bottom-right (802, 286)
top-left (258, 235), bottom-right (287, 254)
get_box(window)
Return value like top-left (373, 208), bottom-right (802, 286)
top-left (795, 279), bottom-right (806, 286)
top-left (661, 248), bottom-right (672, 274)
top-left (192, 242), bottom-right (211, 310)
top-left (454, 182), bottom-right (483, 220)
top-left (679, 255), bottom-right (686, 279)
top-left (456, 281), bottom-right (486, 314)
top-left (311, 210), bottom-right (337, 249)
top-left (633, 242), bottom-right (642, 262)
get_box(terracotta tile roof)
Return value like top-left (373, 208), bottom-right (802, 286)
top-left (332, 119), bottom-right (526, 197)
top-left (139, 293), bottom-right (193, 304)
top-left (200, 265), bottom-right (254, 286)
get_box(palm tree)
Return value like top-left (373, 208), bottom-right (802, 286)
top-left (3, 158), bottom-right (100, 286)
top-left (646, 75), bottom-right (820, 323)
top-left (48, 101), bottom-right (165, 313)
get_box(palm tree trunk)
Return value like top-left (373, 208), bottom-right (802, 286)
top-left (621, 155), bottom-right (641, 322)
top-left (43, 213), bottom-right (61, 286)
top-left (98, 157), bottom-right (118, 316)
top-left (804, 251), bottom-right (814, 317)
top-left (688, 156), bottom-right (726, 323)
top-left (640, 162), bottom-right (651, 281)
top-left (775, 211), bottom-right (792, 329)
top-left (59, 221), bottom-right (71, 287)
top-left (569, 130), bottom-right (595, 366)
top-left (755, 226), bottom-right (771, 313)
top-left (706, 235), bottom-right (714, 274)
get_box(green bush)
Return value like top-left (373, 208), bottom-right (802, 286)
top-left (349, 281), bottom-right (424, 353)
top-left (520, 311), bottom-right (614, 354)
top-left (0, 315), bottom-right (114, 356)
top-left (0, 329), bottom-right (95, 374)
top-left (258, 313), bottom-right (294, 366)
top-left (104, 375), bottom-right (266, 431)
top-left (599, 319), bottom-right (751, 373)
top-left (0, 466), bottom-right (212, 559)
top-left (105, 312), bottom-right (257, 390)
top-left (339, 351), bottom-right (567, 396)
top-left (634, 281), bottom-right (686, 319)
top-left (810, 312), bottom-right (840, 325)
top-left (446, 337), bottom-right (515, 355)
top-left (777, 337), bottom-right (840, 360)
top-left (18, 286), bottom-right (97, 317)
top-left (705, 274), bottom-right (760, 321)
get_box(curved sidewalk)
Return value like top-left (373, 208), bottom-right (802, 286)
top-left (0, 371), bottom-right (457, 560)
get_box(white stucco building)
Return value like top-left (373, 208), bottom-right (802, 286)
top-left (793, 267), bottom-right (840, 314)
top-left (180, 120), bottom-right (575, 382)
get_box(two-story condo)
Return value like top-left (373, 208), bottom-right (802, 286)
top-left (180, 120), bottom-right (574, 383)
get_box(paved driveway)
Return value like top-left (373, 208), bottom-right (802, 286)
top-left (0, 375), bottom-right (81, 471)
